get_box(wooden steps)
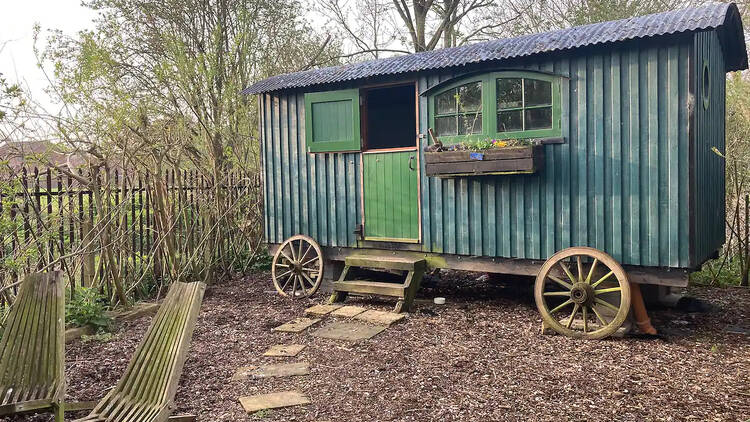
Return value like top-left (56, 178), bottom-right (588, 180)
top-left (329, 255), bottom-right (426, 313)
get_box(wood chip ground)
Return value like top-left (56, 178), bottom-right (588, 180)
top-left (22, 271), bottom-right (748, 422)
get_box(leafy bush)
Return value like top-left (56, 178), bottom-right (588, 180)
top-left (690, 256), bottom-right (744, 287)
top-left (66, 287), bottom-right (112, 332)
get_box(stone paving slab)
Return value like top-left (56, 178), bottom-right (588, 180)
top-left (232, 362), bottom-right (310, 380)
top-left (311, 321), bottom-right (387, 341)
top-left (263, 344), bottom-right (306, 357)
top-left (354, 309), bottom-right (406, 326)
top-left (330, 305), bottom-right (367, 318)
top-left (273, 317), bottom-right (321, 333)
top-left (239, 390), bottom-right (311, 414)
top-left (304, 304), bottom-right (343, 316)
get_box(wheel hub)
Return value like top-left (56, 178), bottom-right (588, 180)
top-left (570, 282), bottom-right (594, 305)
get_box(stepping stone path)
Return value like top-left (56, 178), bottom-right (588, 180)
top-left (304, 304), bottom-right (342, 316)
top-left (273, 317), bottom-right (321, 333)
top-left (263, 344), bottom-right (306, 357)
top-left (355, 309), bottom-right (406, 326)
top-left (233, 362), bottom-right (310, 380)
top-left (237, 304), bottom-right (407, 415)
top-left (239, 391), bottom-right (311, 414)
top-left (312, 321), bottom-right (387, 341)
top-left (330, 305), bottom-right (367, 317)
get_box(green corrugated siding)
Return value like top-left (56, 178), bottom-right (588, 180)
top-left (418, 39), bottom-right (692, 268)
top-left (261, 92), bottom-right (361, 247)
top-left (693, 31), bottom-right (726, 265)
top-left (259, 34), bottom-right (727, 269)
top-left (363, 151), bottom-right (419, 240)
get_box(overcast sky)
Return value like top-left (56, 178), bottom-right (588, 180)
top-left (1, 0), bottom-right (96, 112)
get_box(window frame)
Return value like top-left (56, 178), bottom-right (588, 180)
top-left (304, 88), bottom-right (361, 153)
top-left (431, 78), bottom-right (485, 139)
top-left (428, 71), bottom-right (562, 143)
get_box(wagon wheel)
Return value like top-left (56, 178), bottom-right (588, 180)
top-left (534, 247), bottom-right (631, 339)
top-left (272, 235), bottom-right (324, 298)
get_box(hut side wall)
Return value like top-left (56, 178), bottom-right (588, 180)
top-left (419, 39), bottom-right (693, 268)
top-left (692, 30), bottom-right (727, 266)
top-left (261, 37), bottom-right (701, 269)
top-left (260, 93), bottom-right (361, 248)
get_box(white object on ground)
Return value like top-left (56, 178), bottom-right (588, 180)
top-left (434, 297), bottom-right (446, 305)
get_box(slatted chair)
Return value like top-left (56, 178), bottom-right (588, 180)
top-left (74, 281), bottom-right (206, 422)
top-left (0, 271), bottom-right (65, 421)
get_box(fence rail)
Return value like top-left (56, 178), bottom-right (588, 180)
top-left (1, 166), bottom-right (261, 301)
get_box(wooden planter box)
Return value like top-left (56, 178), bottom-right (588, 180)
top-left (424, 145), bottom-right (544, 177)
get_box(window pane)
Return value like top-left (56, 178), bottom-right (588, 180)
top-left (458, 82), bottom-right (482, 112)
top-left (524, 79), bottom-right (552, 106)
top-left (497, 110), bottom-right (522, 132)
top-left (497, 78), bottom-right (522, 109)
top-left (436, 89), bottom-right (457, 114)
top-left (435, 115), bottom-right (457, 136)
top-left (458, 113), bottom-right (482, 135)
top-left (525, 107), bottom-right (553, 130)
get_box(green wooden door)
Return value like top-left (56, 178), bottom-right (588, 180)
top-left (363, 150), bottom-right (419, 242)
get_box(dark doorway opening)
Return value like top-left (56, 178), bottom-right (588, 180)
top-left (364, 84), bottom-right (416, 150)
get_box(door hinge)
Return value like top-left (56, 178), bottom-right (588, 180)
top-left (353, 224), bottom-right (364, 240)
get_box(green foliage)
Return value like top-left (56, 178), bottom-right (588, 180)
top-left (252, 409), bottom-right (271, 418)
top-left (66, 287), bottom-right (112, 332)
top-left (690, 256), bottom-right (745, 287)
top-left (250, 252), bottom-right (273, 271)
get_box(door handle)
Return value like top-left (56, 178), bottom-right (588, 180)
top-left (408, 155), bottom-right (415, 171)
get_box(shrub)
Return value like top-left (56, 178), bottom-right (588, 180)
top-left (66, 287), bottom-right (112, 332)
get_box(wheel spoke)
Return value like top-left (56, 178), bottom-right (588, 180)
top-left (288, 242), bottom-right (297, 261)
top-left (298, 244), bottom-right (312, 264)
top-left (290, 275), bottom-right (298, 299)
top-left (300, 271), bottom-right (316, 289)
top-left (582, 306), bottom-right (589, 333)
top-left (548, 275), bottom-right (573, 290)
top-left (279, 249), bottom-right (295, 265)
top-left (591, 305), bottom-right (609, 326)
top-left (576, 256), bottom-right (583, 282)
top-left (275, 263), bottom-right (291, 268)
top-left (585, 259), bottom-right (598, 284)
top-left (591, 270), bottom-right (614, 288)
top-left (548, 299), bottom-right (573, 314)
top-left (297, 275), bottom-right (308, 296)
top-left (543, 291), bottom-right (570, 297)
top-left (595, 286), bottom-right (622, 295)
top-left (301, 257), bottom-right (319, 268)
top-left (297, 240), bottom-right (303, 262)
top-left (565, 303), bottom-right (580, 329)
top-left (594, 297), bottom-right (620, 313)
top-left (559, 261), bottom-right (577, 284)
top-left (280, 273), bottom-right (294, 292)
top-left (276, 269), bottom-right (293, 279)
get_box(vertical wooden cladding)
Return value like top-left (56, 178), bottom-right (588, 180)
top-left (260, 35), bottom-right (718, 270)
top-left (419, 38), bottom-right (693, 268)
top-left (261, 91), bottom-right (360, 248)
top-left (692, 31), bottom-right (726, 266)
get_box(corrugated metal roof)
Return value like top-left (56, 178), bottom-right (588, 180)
top-left (243, 2), bottom-right (747, 95)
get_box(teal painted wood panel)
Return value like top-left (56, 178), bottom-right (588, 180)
top-left (416, 38), bottom-right (695, 268)
top-left (363, 151), bottom-right (419, 241)
top-left (693, 31), bottom-right (726, 266)
top-left (259, 33), bottom-right (727, 270)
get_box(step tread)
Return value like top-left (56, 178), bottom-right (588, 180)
top-left (333, 280), bottom-right (406, 298)
top-left (345, 255), bottom-right (426, 271)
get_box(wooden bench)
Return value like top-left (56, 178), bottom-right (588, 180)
top-left (73, 281), bottom-right (206, 422)
top-left (0, 272), bottom-right (65, 421)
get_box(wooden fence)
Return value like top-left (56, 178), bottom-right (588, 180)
top-left (0, 167), bottom-right (262, 298)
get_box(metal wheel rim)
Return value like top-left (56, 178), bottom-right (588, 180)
top-left (534, 247), bottom-right (631, 339)
top-left (272, 235), bottom-right (324, 298)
